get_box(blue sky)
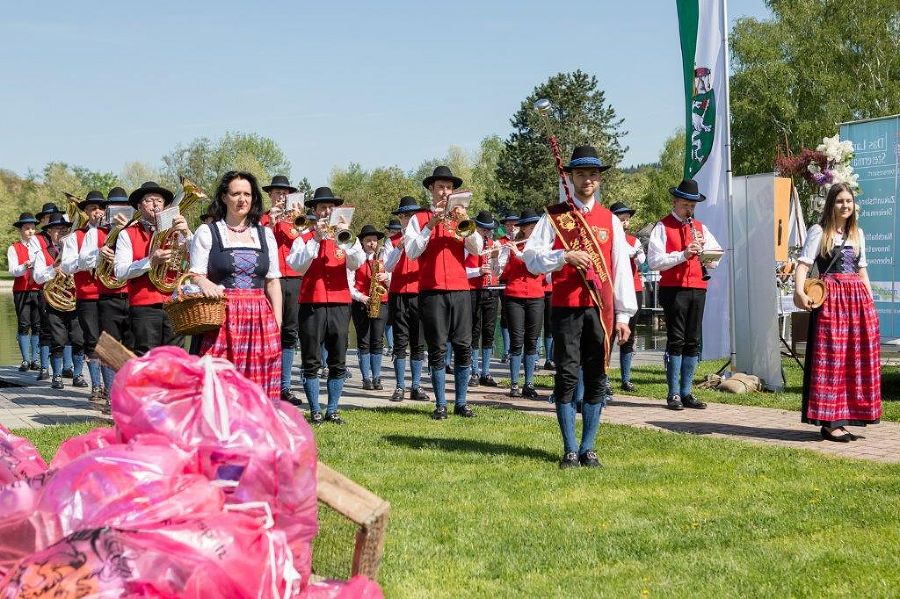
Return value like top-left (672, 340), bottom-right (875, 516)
top-left (0, 0), bottom-right (769, 185)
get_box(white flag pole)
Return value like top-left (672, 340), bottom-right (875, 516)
top-left (720, 0), bottom-right (737, 373)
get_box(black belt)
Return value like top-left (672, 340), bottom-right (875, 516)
top-left (100, 293), bottom-right (129, 299)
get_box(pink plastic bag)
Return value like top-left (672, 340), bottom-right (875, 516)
top-left (0, 424), bottom-right (48, 485)
top-left (111, 346), bottom-right (319, 585)
top-left (300, 576), bottom-right (385, 599)
top-left (49, 426), bottom-right (118, 469)
top-left (0, 511), bottom-right (298, 599)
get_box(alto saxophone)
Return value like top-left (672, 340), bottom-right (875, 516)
top-left (367, 252), bottom-right (387, 318)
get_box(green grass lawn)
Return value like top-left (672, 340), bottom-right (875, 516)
top-left (505, 360), bottom-right (900, 422)
top-left (17, 407), bottom-right (900, 598)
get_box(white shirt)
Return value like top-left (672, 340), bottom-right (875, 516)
top-left (647, 211), bottom-right (722, 272)
top-left (114, 221), bottom-right (193, 281)
top-left (402, 206), bottom-right (484, 260)
top-left (383, 235), bottom-right (404, 273)
top-left (628, 236), bottom-right (646, 265)
top-left (522, 196), bottom-right (637, 323)
top-left (32, 243), bottom-right (59, 285)
top-left (798, 224), bottom-right (867, 268)
top-left (79, 227), bottom-right (102, 270)
top-left (347, 249), bottom-right (392, 302)
top-left (189, 222), bottom-right (281, 279)
top-left (285, 233), bottom-right (365, 275)
top-left (60, 224), bottom-right (97, 275)
top-left (7, 236), bottom-right (42, 277)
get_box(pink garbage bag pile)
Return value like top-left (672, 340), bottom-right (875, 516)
top-left (0, 346), bottom-right (383, 598)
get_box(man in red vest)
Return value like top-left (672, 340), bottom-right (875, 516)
top-left (523, 145), bottom-right (636, 468)
top-left (466, 210), bottom-right (501, 387)
top-left (497, 213), bottom-right (518, 363)
top-left (384, 196), bottom-right (430, 403)
top-left (60, 190), bottom-right (108, 401)
top-left (348, 224), bottom-right (391, 390)
top-left (609, 202), bottom-right (646, 392)
top-left (112, 181), bottom-right (190, 355)
top-left (647, 178), bottom-right (722, 411)
top-left (404, 166), bottom-right (484, 420)
top-left (287, 186), bottom-right (365, 424)
top-left (7, 212), bottom-right (44, 372)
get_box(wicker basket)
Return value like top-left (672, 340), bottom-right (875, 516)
top-left (163, 274), bottom-right (226, 336)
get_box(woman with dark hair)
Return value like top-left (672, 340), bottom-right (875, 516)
top-left (794, 182), bottom-right (881, 441)
top-left (189, 171), bottom-right (283, 401)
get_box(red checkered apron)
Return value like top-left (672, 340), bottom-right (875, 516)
top-left (200, 288), bottom-right (281, 402)
top-left (803, 273), bottom-right (882, 426)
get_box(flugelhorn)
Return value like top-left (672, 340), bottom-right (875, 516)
top-left (293, 213), bottom-right (311, 229)
top-left (148, 176), bottom-right (207, 293)
top-left (442, 191), bottom-right (475, 238)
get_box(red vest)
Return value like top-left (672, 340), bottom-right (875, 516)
top-left (550, 205), bottom-right (616, 308)
top-left (273, 221), bottom-right (301, 278)
top-left (354, 256), bottom-right (389, 303)
top-left (625, 233), bottom-right (643, 293)
top-left (387, 233), bottom-right (419, 295)
top-left (502, 250), bottom-right (544, 299)
top-left (11, 240), bottom-right (42, 292)
top-left (414, 211), bottom-right (469, 292)
top-left (465, 251), bottom-right (483, 290)
top-left (124, 225), bottom-right (170, 306)
top-left (298, 238), bottom-right (351, 304)
top-left (658, 214), bottom-right (708, 290)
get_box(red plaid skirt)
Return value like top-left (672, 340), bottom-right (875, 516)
top-left (200, 288), bottom-right (281, 402)
top-left (802, 273), bottom-right (882, 426)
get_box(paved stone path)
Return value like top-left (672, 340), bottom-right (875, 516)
top-left (2, 356), bottom-right (897, 464)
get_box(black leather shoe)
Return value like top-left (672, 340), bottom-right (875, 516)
top-left (18, 361), bottom-right (29, 372)
top-left (29, 360), bottom-right (39, 371)
top-left (281, 389), bottom-right (302, 406)
top-left (522, 384), bottom-right (539, 400)
top-left (453, 404), bottom-right (475, 418)
top-left (509, 384), bottom-right (521, 398)
top-left (820, 426), bottom-right (851, 442)
top-left (72, 375), bottom-right (89, 388)
top-left (389, 388), bottom-right (405, 402)
top-left (667, 395), bottom-right (684, 411)
top-left (62, 367), bottom-right (74, 379)
top-left (469, 374), bottom-right (480, 387)
top-left (373, 377), bottom-right (383, 390)
top-left (559, 452), bottom-right (579, 469)
top-left (51, 376), bottom-right (64, 390)
top-left (479, 375), bottom-right (498, 387)
top-left (325, 412), bottom-right (345, 425)
top-left (432, 407), bottom-right (448, 420)
top-left (37, 369), bottom-right (49, 381)
top-left (579, 450), bottom-right (601, 468)
top-left (411, 387), bottom-right (430, 402)
top-left (543, 360), bottom-right (555, 371)
top-left (362, 379), bottom-right (374, 391)
top-left (621, 381), bottom-right (636, 392)
top-left (309, 411), bottom-right (324, 425)
top-left (682, 394), bottom-right (707, 409)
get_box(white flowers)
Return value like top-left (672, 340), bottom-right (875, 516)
top-left (814, 134), bottom-right (860, 192)
top-left (817, 134), bottom-right (855, 164)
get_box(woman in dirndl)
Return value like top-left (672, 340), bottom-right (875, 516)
top-left (189, 171), bottom-right (283, 401)
top-left (794, 182), bottom-right (881, 442)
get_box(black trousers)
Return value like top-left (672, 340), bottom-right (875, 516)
top-left (13, 290), bottom-right (42, 335)
top-left (504, 296), bottom-right (544, 355)
top-left (38, 295), bottom-right (52, 347)
top-left (499, 294), bottom-right (509, 330)
top-left (420, 290), bottom-right (472, 369)
top-left (75, 299), bottom-right (100, 357)
top-left (542, 292), bottom-right (552, 341)
top-left (47, 306), bottom-right (83, 357)
top-left (552, 306), bottom-right (607, 405)
top-left (470, 288), bottom-right (499, 349)
top-left (280, 276), bottom-right (302, 348)
top-left (98, 294), bottom-right (131, 347)
top-left (659, 287), bottom-right (705, 357)
top-left (619, 291), bottom-right (643, 354)
top-left (351, 301), bottom-right (387, 354)
top-left (129, 304), bottom-right (178, 356)
top-left (299, 303), bottom-right (350, 379)
top-left (389, 293), bottom-right (424, 360)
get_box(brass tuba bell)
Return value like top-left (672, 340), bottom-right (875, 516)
top-left (148, 176), bottom-right (207, 293)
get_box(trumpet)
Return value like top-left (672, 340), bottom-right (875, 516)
top-left (293, 213), bottom-right (312, 229)
top-left (328, 226), bottom-right (354, 248)
top-left (148, 176), bottom-right (207, 293)
top-left (439, 207), bottom-right (475, 238)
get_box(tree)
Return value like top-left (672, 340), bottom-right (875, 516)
top-left (730, 0), bottom-right (900, 175)
top-left (471, 135), bottom-right (505, 216)
top-left (496, 70), bottom-right (628, 211)
top-left (640, 131), bottom-right (686, 228)
top-left (120, 161), bottom-right (163, 192)
top-left (295, 177), bottom-right (313, 201)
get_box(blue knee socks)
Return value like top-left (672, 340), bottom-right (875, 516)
top-left (50, 355), bottom-right (63, 377)
top-left (431, 367), bottom-right (447, 408)
top-left (30, 335), bottom-right (39, 362)
top-left (680, 355), bottom-right (699, 398)
top-left (101, 365), bottom-right (115, 391)
top-left (17, 334), bottom-right (29, 363)
top-left (666, 353), bottom-right (683, 399)
top-left (555, 400), bottom-right (577, 454)
top-left (524, 353), bottom-right (538, 386)
top-left (371, 353), bottom-right (383, 380)
top-left (304, 377), bottom-right (321, 413)
top-left (40, 345), bottom-right (50, 370)
top-left (579, 401), bottom-right (602, 455)
top-left (72, 353), bottom-right (84, 378)
top-left (445, 343), bottom-right (453, 369)
top-left (543, 336), bottom-right (552, 360)
top-left (394, 357), bottom-right (407, 389)
top-left (471, 348), bottom-right (480, 377)
top-left (480, 348), bottom-right (492, 377)
top-left (326, 377), bottom-right (344, 415)
top-left (411, 359), bottom-right (423, 389)
top-left (509, 353), bottom-right (522, 385)
top-left (359, 353), bottom-right (372, 381)
top-left (453, 365), bottom-right (471, 408)
top-left (86, 359), bottom-right (101, 386)
top-left (620, 351), bottom-right (634, 384)
top-left (281, 348), bottom-right (294, 391)
top-left (502, 328), bottom-right (510, 356)
top-left (63, 345), bottom-right (73, 370)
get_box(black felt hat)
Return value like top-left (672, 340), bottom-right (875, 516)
top-left (13, 212), bottom-right (38, 228)
top-left (357, 224), bottom-right (385, 240)
top-left (78, 190), bottom-right (106, 210)
top-left (501, 213), bottom-right (518, 223)
top-left (609, 201), bottom-right (636, 216)
top-left (42, 212), bottom-right (69, 230)
top-left (392, 196), bottom-right (425, 215)
top-left (474, 210), bottom-right (497, 229)
top-left (128, 181), bottom-right (175, 208)
top-left (563, 145), bottom-right (611, 173)
top-left (36, 202), bottom-right (61, 220)
top-left (106, 187), bottom-right (129, 204)
top-left (668, 178), bottom-right (706, 202)
top-left (304, 186), bottom-right (344, 208)
top-left (517, 209), bottom-right (541, 226)
top-left (422, 165), bottom-right (463, 189)
top-left (386, 219), bottom-right (402, 231)
top-left (262, 175), bottom-right (297, 193)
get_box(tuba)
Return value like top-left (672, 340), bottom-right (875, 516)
top-left (366, 246), bottom-right (387, 318)
top-left (43, 194), bottom-right (86, 311)
top-left (148, 176), bottom-right (207, 293)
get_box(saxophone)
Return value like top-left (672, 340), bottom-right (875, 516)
top-left (366, 251), bottom-right (387, 318)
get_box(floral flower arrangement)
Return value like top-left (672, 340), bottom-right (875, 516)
top-left (775, 133), bottom-right (860, 214)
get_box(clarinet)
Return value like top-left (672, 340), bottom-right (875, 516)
top-left (685, 215), bottom-right (711, 281)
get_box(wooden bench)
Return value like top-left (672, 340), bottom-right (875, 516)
top-left (94, 333), bottom-right (389, 579)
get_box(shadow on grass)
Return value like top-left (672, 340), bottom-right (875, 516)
top-left (32, 414), bottom-right (107, 426)
top-left (382, 434), bottom-right (559, 462)
top-left (646, 420), bottom-right (821, 442)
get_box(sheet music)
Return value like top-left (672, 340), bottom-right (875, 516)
top-left (155, 206), bottom-right (179, 230)
top-left (700, 249), bottom-right (724, 264)
top-left (105, 205), bottom-right (135, 228)
top-left (447, 191), bottom-right (472, 211)
top-left (286, 192), bottom-right (305, 211)
top-left (329, 206), bottom-right (355, 228)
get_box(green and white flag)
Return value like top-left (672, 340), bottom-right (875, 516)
top-left (677, 0), bottom-right (732, 360)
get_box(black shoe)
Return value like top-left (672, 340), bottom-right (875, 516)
top-left (411, 387), bottom-right (430, 402)
top-left (622, 381), bottom-right (636, 392)
top-left (479, 375), bottom-right (498, 387)
top-left (72, 375), bottom-right (89, 388)
top-left (51, 376), bottom-right (64, 390)
top-left (37, 369), bottom-right (49, 381)
top-left (509, 384), bottom-right (521, 398)
top-left (559, 452), bottom-right (579, 469)
top-left (579, 450), bottom-right (601, 468)
top-left (390, 388), bottom-right (405, 402)
top-left (309, 411), bottom-right (324, 425)
top-left (18, 361), bottom-right (29, 372)
top-left (522, 384), bottom-right (539, 400)
top-left (500, 353), bottom-right (509, 364)
top-left (29, 360), bottom-right (39, 371)
top-left (325, 412), bottom-right (344, 425)
top-left (820, 426), bottom-right (851, 443)
top-left (62, 367), bottom-right (74, 379)
top-left (432, 406), bottom-right (448, 420)
top-left (88, 387), bottom-right (106, 408)
top-left (543, 360), bottom-right (556, 371)
top-left (575, 401), bottom-right (583, 414)
top-left (445, 365), bottom-right (453, 375)
top-left (362, 379), bottom-right (374, 391)
top-left (281, 389), bottom-right (302, 406)
top-left (667, 395), bottom-right (684, 411)
top-left (682, 394), bottom-right (707, 409)
top-left (344, 371), bottom-right (353, 380)
top-left (469, 373), bottom-right (480, 387)
top-left (373, 377), bottom-right (383, 390)
top-left (453, 404), bottom-right (475, 418)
